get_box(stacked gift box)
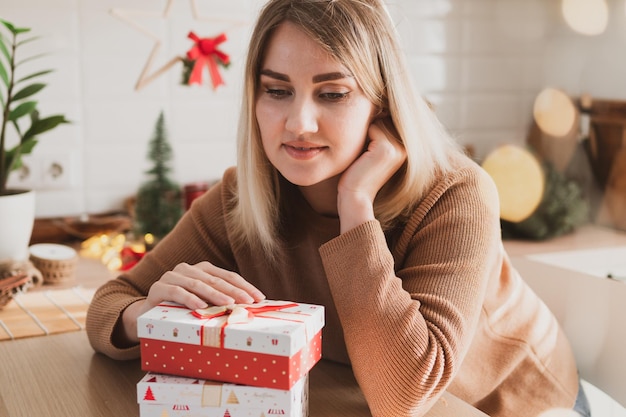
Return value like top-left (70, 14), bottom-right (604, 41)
top-left (136, 300), bottom-right (325, 416)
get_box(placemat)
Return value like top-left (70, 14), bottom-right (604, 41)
top-left (0, 286), bottom-right (95, 341)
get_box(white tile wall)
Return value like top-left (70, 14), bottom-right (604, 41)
top-left (3, 0), bottom-right (626, 218)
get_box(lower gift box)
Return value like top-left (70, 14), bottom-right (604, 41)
top-left (138, 372), bottom-right (308, 417)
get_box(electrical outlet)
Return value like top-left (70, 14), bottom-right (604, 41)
top-left (6, 155), bottom-right (40, 190)
top-left (41, 153), bottom-right (75, 189)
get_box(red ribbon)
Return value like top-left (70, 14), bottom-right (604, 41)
top-left (192, 302), bottom-right (298, 322)
top-left (119, 246), bottom-right (145, 271)
top-left (193, 301), bottom-right (299, 348)
top-left (186, 31), bottom-right (230, 89)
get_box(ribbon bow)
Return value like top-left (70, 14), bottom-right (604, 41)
top-left (119, 246), bottom-right (145, 271)
top-left (192, 301), bottom-right (299, 324)
top-left (186, 31), bottom-right (230, 89)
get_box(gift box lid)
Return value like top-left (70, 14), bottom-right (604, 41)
top-left (138, 300), bottom-right (325, 356)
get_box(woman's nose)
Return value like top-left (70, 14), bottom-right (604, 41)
top-left (285, 97), bottom-right (318, 135)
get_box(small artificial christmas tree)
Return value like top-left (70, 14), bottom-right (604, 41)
top-left (134, 111), bottom-right (183, 242)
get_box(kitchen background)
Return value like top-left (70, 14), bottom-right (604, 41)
top-left (2, 0), bottom-right (625, 219)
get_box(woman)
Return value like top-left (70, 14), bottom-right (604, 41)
top-left (87, 1), bottom-right (588, 416)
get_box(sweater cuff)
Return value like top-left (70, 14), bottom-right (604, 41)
top-left (318, 220), bottom-right (394, 304)
top-left (319, 219), bottom-right (384, 255)
top-left (87, 295), bottom-right (144, 361)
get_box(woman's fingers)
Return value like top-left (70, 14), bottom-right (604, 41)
top-left (339, 120), bottom-right (406, 201)
top-left (193, 262), bottom-right (266, 301)
top-left (147, 280), bottom-right (213, 310)
top-left (146, 262), bottom-right (266, 311)
top-left (367, 121), bottom-right (407, 176)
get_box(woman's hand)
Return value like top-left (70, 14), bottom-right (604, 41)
top-left (337, 119), bottom-right (407, 233)
top-left (117, 262), bottom-right (265, 345)
top-left (146, 261), bottom-right (266, 310)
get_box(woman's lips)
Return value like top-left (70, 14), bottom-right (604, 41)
top-left (283, 142), bottom-right (327, 160)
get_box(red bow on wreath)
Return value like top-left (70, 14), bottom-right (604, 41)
top-left (186, 31), bottom-right (230, 89)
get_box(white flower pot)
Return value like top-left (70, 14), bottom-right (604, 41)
top-left (0, 189), bottom-right (35, 263)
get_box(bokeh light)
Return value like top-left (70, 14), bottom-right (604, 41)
top-left (562, 0), bottom-right (609, 36)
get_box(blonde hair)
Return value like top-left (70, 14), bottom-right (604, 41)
top-left (229, 0), bottom-right (460, 258)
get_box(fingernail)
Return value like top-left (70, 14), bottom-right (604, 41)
top-left (240, 294), bottom-right (254, 304)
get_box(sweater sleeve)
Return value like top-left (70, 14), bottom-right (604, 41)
top-left (319, 165), bottom-right (502, 417)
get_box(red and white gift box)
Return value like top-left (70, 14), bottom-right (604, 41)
top-left (138, 300), bottom-right (324, 389)
top-left (137, 371), bottom-right (308, 417)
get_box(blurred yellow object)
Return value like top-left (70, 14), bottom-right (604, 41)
top-left (533, 87), bottom-right (578, 138)
top-left (561, 0), bottom-right (608, 36)
top-left (144, 233), bottom-right (155, 246)
top-left (482, 144), bottom-right (545, 223)
top-left (80, 233), bottom-right (145, 271)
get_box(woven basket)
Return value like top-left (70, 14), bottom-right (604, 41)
top-left (29, 244), bottom-right (78, 284)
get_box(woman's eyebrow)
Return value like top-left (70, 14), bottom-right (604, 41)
top-left (312, 72), bottom-right (352, 83)
top-left (259, 69), bottom-right (352, 83)
top-left (260, 69), bottom-right (289, 81)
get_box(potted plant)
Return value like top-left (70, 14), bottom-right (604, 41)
top-left (0, 18), bottom-right (70, 264)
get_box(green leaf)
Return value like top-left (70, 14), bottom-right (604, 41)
top-left (15, 137), bottom-right (38, 154)
top-left (15, 53), bottom-right (48, 68)
top-left (5, 148), bottom-right (20, 172)
top-left (30, 108), bottom-right (40, 123)
top-left (3, 150), bottom-right (17, 173)
top-left (4, 138), bottom-right (37, 173)
top-left (0, 19), bottom-right (30, 36)
top-left (9, 155), bottom-right (24, 172)
top-left (16, 36), bottom-right (40, 47)
top-left (0, 19), bottom-right (17, 34)
top-left (13, 83), bottom-right (45, 101)
top-left (23, 114), bottom-right (70, 141)
top-left (9, 100), bottom-right (37, 121)
top-left (11, 119), bottom-right (22, 136)
top-left (6, 138), bottom-right (38, 159)
top-left (0, 59), bottom-right (8, 87)
top-left (0, 35), bottom-right (10, 65)
top-left (17, 69), bottom-right (53, 84)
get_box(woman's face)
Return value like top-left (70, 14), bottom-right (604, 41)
top-left (256, 22), bottom-right (377, 188)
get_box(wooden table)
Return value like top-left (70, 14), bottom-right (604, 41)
top-left (0, 254), bottom-right (488, 417)
top-left (6, 224), bottom-right (623, 416)
top-left (0, 330), bottom-right (487, 417)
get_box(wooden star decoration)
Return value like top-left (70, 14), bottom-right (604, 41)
top-left (110, 0), bottom-right (248, 91)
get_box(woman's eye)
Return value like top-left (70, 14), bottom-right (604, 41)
top-left (320, 91), bottom-right (349, 101)
top-left (265, 88), bottom-right (291, 99)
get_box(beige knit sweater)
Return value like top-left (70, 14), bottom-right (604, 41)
top-left (86, 155), bottom-right (579, 417)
